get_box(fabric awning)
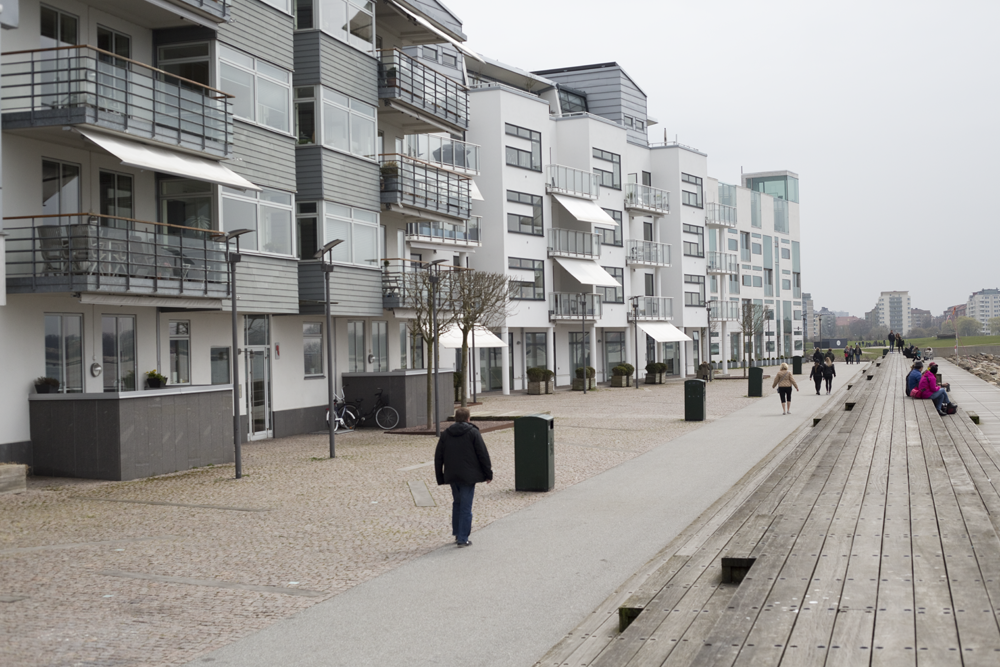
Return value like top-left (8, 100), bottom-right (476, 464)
top-left (469, 180), bottom-right (484, 201)
top-left (553, 257), bottom-right (621, 288)
top-left (386, 0), bottom-right (484, 63)
top-left (637, 322), bottom-right (692, 343)
top-left (78, 129), bottom-right (260, 191)
top-left (438, 324), bottom-right (506, 349)
top-left (552, 194), bottom-right (618, 229)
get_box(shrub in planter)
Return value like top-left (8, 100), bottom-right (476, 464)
top-left (34, 376), bottom-right (59, 394)
top-left (574, 366), bottom-right (596, 379)
top-left (145, 369), bottom-right (168, 389)
top-left (542, 369), bottom-right (554, 393)
top-left (611, 364), bottom-right (633, 387)
top-left (527, 367), bottom-right (547, 395)
top-left (573, 366), bottom-right (596, 390)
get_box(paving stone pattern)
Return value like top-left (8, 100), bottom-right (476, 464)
top-left (0, 379), bottom-right (770, 667)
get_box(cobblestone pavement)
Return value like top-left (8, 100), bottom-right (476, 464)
top-left (0, 378), bottom-right (772, 667)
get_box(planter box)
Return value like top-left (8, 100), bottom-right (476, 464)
top-left (545, 380), bottom-right (554, 394)
top-left (527, 381), bottom-right (544, 395)
top-left (611, 376), bottom-right (633, 387)
top-left (645, 373), bottom-right (664, 384)
top-left (572, 378), bottom-right (596, 391)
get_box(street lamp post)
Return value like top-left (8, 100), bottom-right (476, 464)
top-left (429, 259), bottom-right (447, 436)
top-left (630, 296), bottom-right (640, 390)
top-left (315, 239), bottom-right (345, 459)
top-left (706, 302), bottom-right (713, 372)
top-left (580, 292), bottom-right (588, 395)
top-left (211, 228), bottom-right (253, 480)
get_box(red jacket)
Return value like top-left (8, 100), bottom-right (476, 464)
top-left (916, 370), bottom-right (940, 399)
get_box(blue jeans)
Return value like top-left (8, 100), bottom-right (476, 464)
top-left (450, 483), bottom-right (476, 543)
top-left (931, 388), bottom-right (951, 413)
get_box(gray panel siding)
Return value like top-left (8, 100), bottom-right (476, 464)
top-left (234, 255), bottom-right (300, 314)
top-left (218, 0), bottom-right (294, 70)
top-left (409, 0), bottom-right (466, 40)
top-left (323, 151), bottom-right (380, 209)
top-left (294, 31), bottom-right (322, 88)
top-left (293, 32), bottom-right (377, 104)
top-left (229, 122), bottom-right (296, 192)
top-left (295, 146), bottom-right (324, 201)
top-left (298, 263), bottom-right (382, 317)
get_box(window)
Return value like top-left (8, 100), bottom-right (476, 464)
top-left (780, 247), bottom-right (790, 260)
top-left (219, 44), bottom-right (292, 133)
top-left (409, 330), bottom-right (424, 369)
top-left (44, 314), bottom-right (83, 393)
top-left (158, 42), bottom-right (211, 88)
top-left (682, 223), bottom-right (704, 257)
top-left (41, 5), bottom-right (78, 48)
top-left (740, 231), bottom-right (751, 261)
top-left (422, 45), bottom-right (438, 60)
top-left (752, 242), bottom-right (762, 255)
top-left (606, 331), bottom-right (625, 370)
top-left (793, 272), bottom-right (801, 298)
top-left (782, 279), bottom-right (792, 290)
top-left (99, 171), bottom-right (133, 221)
top-left (505, 123), bottom-right (541, 172)
top-left (297, 203), bottom-right (318, 260)
top-left (727, 238), bottom-right (738, 252)
top-left (211, 347), bottom-right (231, 384)
top-left (322, 202), bottom-right (380, 266)
top-left (222, 187), bottom-right (294, 255)
top-left (442, 51), bottom-right (457, 67)
top-left (569, 331), bottom-right (590, 374)
top-left (753, 276), bottom-right (763, 288)
top-left (372, 321), bottom-right (388, 372)
top-left (558, 89), bottom-right (587, 113)
top-left (681, 173), bottom-right (703, 208)
top-left (42, 159), bottom-right (81, 220)
top-left (509, 257), bottom-right (544, 300)
top-left (593, 148), bottom-right (621, 190)
top-left (623, 115), bottom-right (634, 128)
top-left (294, 87), bottom-right (376, 158)
top-left (636, 119), bottom-right (645, 131)
top-left (506, 190), bottom-right (543, 235)
top-left (348, 320), bottom-right (365, 372)
top-left (525, 332), bottom-right (547, 369)
top-left (742, 275), bottom-right (752, 287)
top-left (245, 315), bottom-right (269, 345)
top-left (684, 275), bottom-right (705, 307)
top-left (103, 315), bottom-right (136, 392)
top-left (599, 208), bottom-right (623, 247)
top-left (169, 321), bottom-right (191, 385)
top-left (644, 273), bottom-right (655, 297)
top-left (261, 0), bottom-right (292, 12)
top-left (642, 171), bottom-right (652, 187)
top-left (303, 323), bottom-right (323, 376)
top-left (729, 273), bottom-right (740, 295)
top-left (773, 198), bottom-right (789, 234)
top-left (764, 268), bottom-right (774, 297)
top-left (599, 267), bottom-right (623, 304)
top-left (160, 178), bottom-right (213, 231)
top-left (295, 1), bottom-right (373, 51)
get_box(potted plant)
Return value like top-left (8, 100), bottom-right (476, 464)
top-left (645, 362), bottom-right (665, 384)
top-left (543, 369), bottom-right (554, 394)
top-left (380, 160), bottom-right (400, 194)
top-left (34, 377), bottom-right (59, 394)
top-left (572, 366), bottom-right (596, 391)
top-left (527, 367), bottom-right (545, 395)
top-left (145, 369), bottom-right (168, 389)
top-left (611, 363), bottom-right (634, 387)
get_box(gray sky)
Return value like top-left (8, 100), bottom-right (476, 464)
top-left (443, 0), bottom-right (1000, 317)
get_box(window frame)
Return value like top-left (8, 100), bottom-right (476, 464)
top-left (598, 208), bottom-right (623, 247)
top-left (44, 313), bottom-right (84, 394)
top-left (599, 266), bottom-right (624, 304)
top-left (504, 123), bottom-right (541, 172)
top-left (319, 201), bottom-right (381, 267)
top-left (168, 320), bottom-right (191, 385)
top-left (219, 44), bottom-right (293, 136)
top-left (681, 173), bottom-right (703, 208)
top-left (222, 186), bottom-right (295, 257)
top-left (303, 322), bottom-right (323, 377)
top-left (506, 190), bottom-right (543, 236)
top-left (294, 85), bottom-right (378, 161)
top-left (509, 257), bottom-right (545, 300)
top-left (684, 274), bottom-right (706, 307)
top-left (592, 147), bottom-right (621, 190)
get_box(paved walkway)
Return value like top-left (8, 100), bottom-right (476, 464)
top-left (191, 367), bottom-right (865, 667)
top-left (936, 356), bottom-right (1000, 442)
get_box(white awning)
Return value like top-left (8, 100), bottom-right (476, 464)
top-left (637, 322), bottom-right (692, 343)
top-left (438, 324), bottom-right (506, 349)
top-left (79, 293), bottom-right (224, 310)
top-left (469, 179), bottom-right (484, 201)
top-left (552, 194), bottom-right (618, 229)
top-left (78, 129), bottom-right (261, 191)
top-left (387, 0), bottom-right (484, 63)
top-left (553, 257), bottom-right (621, 288)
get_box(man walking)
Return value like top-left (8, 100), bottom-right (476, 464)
top-left (435, 407), bottom-right (493, 548)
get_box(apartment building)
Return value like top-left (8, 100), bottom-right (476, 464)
top-left (870, 290), bottom-right (911, 335)
top-left (966, 288), bottom-right (1000, 329)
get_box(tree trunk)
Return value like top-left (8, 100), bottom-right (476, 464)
top-left (460, 335), bottom-right (469, 408)
top-left (425, 336), bottom-right (433, 429)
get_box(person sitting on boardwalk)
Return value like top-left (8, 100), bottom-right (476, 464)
top-left (822, 358), bottom-right (836, 394)
top-left (434, 407), bottom-right (493, 547)
top-left (925, 347), bottom-right (934, 360)
top-left (907, 360), bottom-right (924, 396)
top-left (772, 362), bottom-right (799, 415)
top-left (915, 362), bottom-right (954, 416)
top-left (809, 361), bottom-right (824, 395)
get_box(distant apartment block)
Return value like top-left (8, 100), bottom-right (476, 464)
top-left (966, 288), bottom-right (1000, 328)
top-left (870, 291), bottom-right (911, 335)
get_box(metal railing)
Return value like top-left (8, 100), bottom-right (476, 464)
top-left (626, 239), bottom-right (671, 266)
top-left (402, 134), bottom-right (479, 175)
top-left (380, 154), bottom-right (471, 219)
top-left (709, 300), bottom-right (741, 321)
top-left (547, 164), bottom-right (599, 200)
top-left (625, 183), bottom-right (670, 214)
top-left (550, 292), bottom-right (601, 320)
top-left (628, 296), bottom-right (673, 321)
top-left (381, 258), bottom-right (464, 310)
top-left (705, 202), bottom-right (737, 227)
top-left (1, 45), bottom-right (233, 156)
top-left (4, 212), bottom-right (229, 296)
top-left (378, 49), bottom-right (468, 130)
top-left (169, 0), bottom-right (229, 21)
top-left (707, 251), bottom-right (738, 274)
top-left (547, 228), bottom-right (600, 258)
top-left (405, 216), bottom-right (481, 245)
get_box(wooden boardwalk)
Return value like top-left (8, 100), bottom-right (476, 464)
top-left (537, 354), bottom-right (1000, 666)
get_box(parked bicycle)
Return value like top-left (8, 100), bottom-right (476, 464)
top-left (325, 392), bottom-right (359, 432)
top-left (351, 388), bottom-right (400, 430)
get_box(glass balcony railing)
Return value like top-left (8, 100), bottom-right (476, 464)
top-left (626, 239), bottom-right (671, 266)
top-left (627, 296), bottom-right (673, 321)
top-left (625, 183), bottom-right (670, 214)
top-left (402, 134), bottom-right (479, 175)
top-left (380, 154), bottom-right (471, 220)
top-left (705, 202), bottom-right (737, 228)
top-left (707, 251), bottom-right (738, 274)
top-left (378, 49), bottom-right (468, 131)
top-left (550, 292), bottom-right (601, 320)
top-left (709, 300), bottom-right (741, 321)
top-left (4, 212), bottom-right (229, 297)
top-left (405, 216), bottom-right (481, 246)
top-left (547, 164), bottom-right (599, 200)
top-left (547, 228), bottom-right (600, 258)
top-left (1, 46), bottom-right (233, 157)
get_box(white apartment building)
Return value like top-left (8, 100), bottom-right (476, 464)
top-left (871, 291), bottom-right (912, 335)
top-left (966, 288), bottom-right (1000, 329)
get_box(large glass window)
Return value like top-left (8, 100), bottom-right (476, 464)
top-left (99, 171), bottom-right (133, 222)
top-left (605, 331), bottom-right (625, 370)
top-left (747, 174), bottom-right (799, 204)
top-left (219, 45), bottom-right (292, 133)
top-left (684, 275), bottom-right (705, 307)
top-left (103, 315), bottom-right (136, 392)
top-left (303, 322), bottom-right (322, 376)
top-left (42, 159), bottom-right (81, 222)
top-left (159, 178), bottom-right (214, 231)
top-left (509, 258), bottom-right (544, 300)
top-left (211, 347), bottom-right (231, 384)
top-left (525, 332), bottom-right (547, 370)
top-left (682, 223), bottom-right (704, 257)
top-left (409, 330), bottom-right (424, 370)
top-left (348, 320), bottom-right (365, 372)
top-left (322, 202), bottom-right (380, 266)
top-left (505, 123), bottom-right (541, 172)
top-left (158, 42), bottom-right (211, 88)
top-left (569, 331), bottom-right (591, 375)
top-left (592, 148), bottom-right (621, 190)
top-left (222, 187), bottom-right (294, 256)
top-left (295, 87), bottom-right (376, 159)
top-left (44, 314), bottom-right (83, 393)
top-left (599, 208), bottom-right (622, 247)
top-left (296, 0), bottom-right (374, 51)
top-left (372, 321), bottom-right (388, 372)
top-left (506, 190), bottom-right (543, 235)
top-left (681, 173), bottom-right (703, 208)
top-left (558, 89), bottom-right (587, 113)
top-left (169, 320), bottom-right (191, 385)
top-left (599, 266), bottom-right (623, 304)
top-left (40, 5), bottom-right (79, 48)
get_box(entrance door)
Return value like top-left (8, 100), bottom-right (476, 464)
top-left (102, 315), bottom-right (136, 392)
top-left (246, 347), bottom-right (272, 440)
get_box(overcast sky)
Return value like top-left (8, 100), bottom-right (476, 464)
top-left (443, 0), bottom-right (999, 317)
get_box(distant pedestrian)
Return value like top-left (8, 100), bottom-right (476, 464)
top-left (844, 347), bottom-right (851, 364)
top-left (824, 348), bottom-right (835, 363)
top-left (812, 348), bottom-right (823, 365)
top-left (809, 361), bottom-right (824, 395)
top-left (434, 407), bottom-right (493, 548)
top-left (855, 344), bottom-right (863, 363)
top-left (889, 331), bottom-right (895, 353)
top-left (823, 358), bottom-right (836, 394)
top-left (897, 333), bottom-right (904, 352)
top-left (772, 362), bottom-right (799, 414)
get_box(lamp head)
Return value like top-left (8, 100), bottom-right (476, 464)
top-left (314, 238), bottom-right (345, 259)
top-left (211, 228), bottom-right (254, 242)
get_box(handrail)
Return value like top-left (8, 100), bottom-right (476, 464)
top-left (376, 48), bottom-right (469, 90)
top-left (3, 212), bottom-right (218, 235)
top-left (378, 153), bottom-right (472, 180)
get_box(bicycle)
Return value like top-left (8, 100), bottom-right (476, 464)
top-left (325, 392), bottom-right (360, 432)
top-left (350, 388), bottom-right (400, 430)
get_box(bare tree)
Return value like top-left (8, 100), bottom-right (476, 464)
top-left (406, 263), bottom-right (458, 427)
top-left (738, 301), bottom-right (768, 377)
top-left (451, 270), bottom-right (518, 406)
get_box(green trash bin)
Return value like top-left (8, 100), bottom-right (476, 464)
top-left (883, 348), bottom-right (889, 357)
top-left (748, 366), bottom-right (764, 397)
top-left (792, 355), bottom-right (802, 375)
top-left (685, 379), bottom-right (706, 421)
top-left (514, 414), bottom-right (554, 491)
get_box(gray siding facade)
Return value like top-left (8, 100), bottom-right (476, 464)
top-left (229, 255), bottom-right (300, 314)
top-left (298, 263), bottom-right (382, 316)
top-left (230, 123), bottom-right (297, 192)
top-left (540, 65), bottom-right (649, 145)
top-left (218, 0), bottom-right (294, 71)
top-left (295, 147), bottom-right (380, 209)
top-left (294, 31), bottom-right (378, 104)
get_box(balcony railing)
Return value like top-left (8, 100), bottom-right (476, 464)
top-left (550, 292), bottom-right (601, 320)
top-left (405, 216), bottom-right (481, 246)
top-left (169, 0), bottom-right (230, 22)
top-left (381, 258), bottom-right (462, 310)
top-left (402, 134), bottom-right (479, 176)
top-left (709, 300), bottom-right (741, 321)
top-left (1, 46), bottom-right (233, 157)
top-left (547, 228), bottom-right (600, 259)
top-left (4, 213), bottom-right (229, 297)
top-left (547, 164), bottom-right (599, 200)
top-left (625, 183), bottom-right (670, 215)
top-left (627, 296), bottom-right (673, 321)
top-left (378, 49), bottom-right (468, 131)
top-left (705, 202), bottom-right (737, 228)
top-left (707, 251), bottom-right (738, 274)
top-left (380, 154), bottom-right (471, 219)
top-left (626, 239), bottom-right (671, 266)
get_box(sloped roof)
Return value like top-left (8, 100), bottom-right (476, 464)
top-left (402, 0), bottom-right (467, 41)
top-left (532, 62), bottom-right (646, 97)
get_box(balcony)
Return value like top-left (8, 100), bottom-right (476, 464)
top-left (4, 213), bottom-right (229, 298)
top-left (1, 46), bottom-right (233, 158)
top-left (378, 49), bottom-right (468, 133)
top-left (625, 183), bottom-right (670, 215)
top-left (405, 217), bottom-right (481, 247)
top-left (381, 259), bottom-right (459, 310)
top-left (709, 300), bottom-right (741, 321)
top-left (547, 228), bottom-right (600, 259)
top-left (705, 202), bottom-right (737, 228)
top-left (380, 154), bottom-right (471, 220)
top-left (550, 292), bottom-right (601, 321)
top-left (626, 240), bottom-right (671, 267)
top-left (402, 134), bottom-right (479, 176)
top-left (169, 0), bottom-right (230, 22)
top-left (627, 296), bottom-right (673, 321)
top-left (547, 164), bottom-right (599, 200)
top-left (707, 251), bottom-right (738, 274)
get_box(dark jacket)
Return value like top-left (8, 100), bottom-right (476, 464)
top-left (906, 369), bottom-right (922, 395)
top-left (435, 421), bottom-right (493, 486)
top-left (822, 362), bottom-right (836, 379)
top-left (809, 364), bottom-right (824, 381)
top-left (812, 349), bottom-right (823, 364)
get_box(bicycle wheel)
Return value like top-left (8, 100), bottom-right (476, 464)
top-left (375, 406), bottom-right (400, 430)
top-left (342, 405), bottom-right (360, 430)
